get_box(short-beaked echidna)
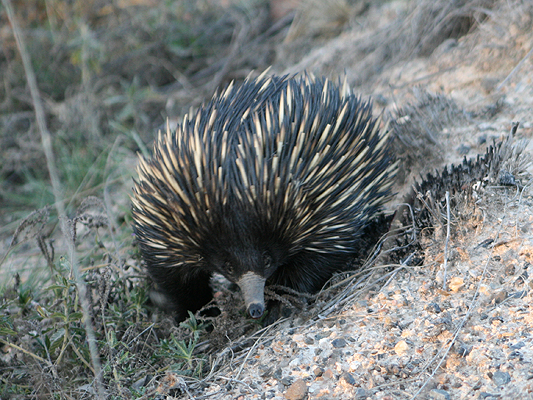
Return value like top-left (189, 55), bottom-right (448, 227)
top-left (132, 73), bottom-right (397, 321)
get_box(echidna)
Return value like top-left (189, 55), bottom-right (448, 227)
top-left (132, 72), bottom-right (397, 321)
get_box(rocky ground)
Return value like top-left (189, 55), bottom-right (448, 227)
top-left (152, 1), bottom-right (533, 399)
top-left (196, 190), bottom-right (533, 399)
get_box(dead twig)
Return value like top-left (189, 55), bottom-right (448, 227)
top-left (496, 45), bottom-right (533, 91)
top-left (442, 191), bottom-right (451, 289)
top-left (2, 0), bottom-right (105, 397)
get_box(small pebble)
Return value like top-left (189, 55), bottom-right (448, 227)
top-left (281, 377), bottom-right (293, 386)
top-left (323, 369), bottom-right (335, 379)
top-left (492, 290), bottom-right (507, 303)
top-left (435, 315), bottom-right (453, 329)
top-left (425, 302), bottom-right (442, 313)
top-left (332, 338), bottom-right (347, 348)
top-left (448, 277), bottom-right (464, 292)
top-left (355, 388), bottom-right (370, 399)
top-left (259, 365), bottom-right (273, 378)
top-left (491, 370), bottom-right (511, 386)
top-left (429, 388), bottom-right (451, 400)
top-left (284, 379), bottom-right (307, 400)
top-left (315, 331), bottom-right (331, 340)
top-left (341, 372), bottom-right (356, 386)
top-left (394, 340), bottom-right (409, 356)
top-left (479, 393), bottom-right (501, 400)
top-left (477, 238), bottom-right (494, 248)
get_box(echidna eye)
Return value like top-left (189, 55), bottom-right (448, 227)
top-left (224, 261), bottom-right (234, 275)
top-left (263, 254), bottom-right (273, 270)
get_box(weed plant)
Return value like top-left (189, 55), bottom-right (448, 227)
top-left (0, 196), bottom-right (212, 398)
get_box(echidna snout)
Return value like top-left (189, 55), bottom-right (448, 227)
top-left (237, 272), bottom-right (266, 319)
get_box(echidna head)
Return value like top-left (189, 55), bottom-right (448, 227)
top-left (206, 240), bottom-right (286, 319)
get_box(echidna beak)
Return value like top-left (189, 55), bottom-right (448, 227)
top-left (237, 272), bottom-right (266, 319)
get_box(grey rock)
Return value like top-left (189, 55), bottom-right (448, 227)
top-left (491, 370), bottom-right (511, 386)
top-left (429, 389), bottom-right (451, 400)
top-left (332, 338), bottom-right (347, 348)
